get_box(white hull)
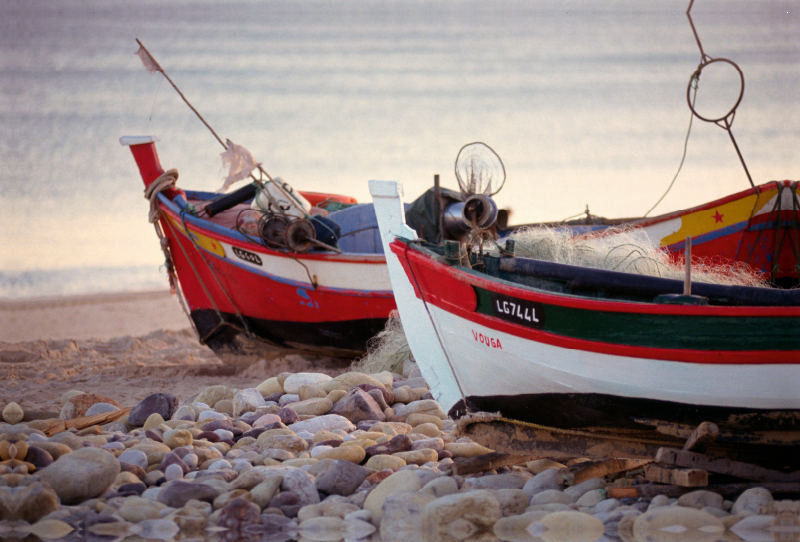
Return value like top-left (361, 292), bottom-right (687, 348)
top-left (427, 303), bottom-right (800, 412)
top-left (369, 180), bottom-right (800, 421)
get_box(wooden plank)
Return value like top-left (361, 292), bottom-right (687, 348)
top-left (448, 452), bottom-right (541, 476)
top-left (606, 486), bottom-right (641, 499)
top-left (460, 420), bottom-right (676, 461)
top-left (645, 464), bottom-right (708, 487)
top-left (655, 447), bottom-right (800, 483)
top-left (613, 481), bottom-right (800, 500)
top-left (682, 421), bottom-right (719, 453)
top-left (572, 459), bottom-right (653, 485)
top-left (43, 407), bottom-right (131, 437)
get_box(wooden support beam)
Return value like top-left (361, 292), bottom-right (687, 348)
top-left (610, 482), bottom-right (800, 500)
top-left (655, 447), bottom-right (800, 483)
top-left (448, 452), bottom-right (540, 476)
top-left (682, 421), bottom-right (719, 453)
top-left (606, 486), bottom-right (640, 499)
top-left (645, 464), bottom-right (708, 487)
top-left (570, 458), bottom-right (653, 485)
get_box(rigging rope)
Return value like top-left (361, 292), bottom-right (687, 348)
top-left (644, 76), bottom-right (698, 217)
top-left (143, 169), bottom-right (199, 338)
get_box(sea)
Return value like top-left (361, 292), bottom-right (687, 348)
top-left (2, 0), bottom-right (798, 300)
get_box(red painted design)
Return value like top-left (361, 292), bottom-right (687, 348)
top-left (628, 181), bottom-right (799, 280)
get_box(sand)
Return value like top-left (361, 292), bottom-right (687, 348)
top-left (0, 289), bottom-right (352, 416)
top-left (0, 290), bottom-right (190, 343)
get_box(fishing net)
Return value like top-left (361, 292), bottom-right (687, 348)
top-left (493, 225), bottom-right (768, 287)
top-left (350, 311), bottom-right (413, 375)
top-left (455, 142), bottom-right (506, 198)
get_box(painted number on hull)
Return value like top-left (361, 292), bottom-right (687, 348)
top-left (232, 246), bottom-right (263, 266)
top-left (490, 292), bottom-right (545, 329)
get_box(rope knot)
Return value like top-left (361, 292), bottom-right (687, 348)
top-left (144, 169), bottom-right (179, 224)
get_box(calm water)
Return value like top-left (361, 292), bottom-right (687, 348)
top-left (2, 0), bottom-right (798, 299)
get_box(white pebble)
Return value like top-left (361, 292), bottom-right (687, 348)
top-left (208, 459), bottom-right (232, 470)
top-left (118, 450), bottom-right (149, 470)
top-left (279, 394), bottom-right (300, 406)
top-left (164, 463), bottom-right (184, 481)
top-left (310, 445), bottom-right (333, 458)
top-left (142, 487), bottom-right (162, 500)
top-left (296, 430), bottom-right (315, 443)
top-left (183, 454), bottom-right (199, 470)
top-left (197, 410), bottom-right (227, 422)
top-left (230, 459), bottom-right (253, 473)
top-left (213, 429), bottom-right (234, 441)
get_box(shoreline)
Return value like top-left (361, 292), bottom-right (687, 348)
top-left (0, 289), bottom-right (190, 343)
top-left (0, 288), bottom-right (175, 310)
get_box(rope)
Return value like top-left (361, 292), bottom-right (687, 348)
top-left (144, 169), bottom-right (179, 224)
top-left (142, 169), bottom-right (200, 338)
top-left (178, 210), bottom-right (258, 340)
top-left (644, 77), bottom-right (698, 217)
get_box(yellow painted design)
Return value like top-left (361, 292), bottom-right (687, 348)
top-left (166, 215), bottom-right (226, 257)
top-left (659, 188), bottom-right (779, 246)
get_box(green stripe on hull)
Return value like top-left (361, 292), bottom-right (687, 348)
top-left (473, 287), bottom-right (800, 351)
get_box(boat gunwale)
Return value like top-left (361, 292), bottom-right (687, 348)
top-left (392, 238), bottom-right (800, 318)
top-left (157, 192), bottom-right (387, 265)
top-left (628, 179), bottom-right (798, 229)
top-left (158, 196), bottom-right (393, 299)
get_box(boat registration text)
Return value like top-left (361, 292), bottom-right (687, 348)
top-left (490, 292), bottom-right (545, 329)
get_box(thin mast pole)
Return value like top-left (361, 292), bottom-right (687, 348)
top-left (135, 38), bottom-right (275, 183)
top-left (136, 38), bottom-right (227, 151)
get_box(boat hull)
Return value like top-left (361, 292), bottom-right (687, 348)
top-left (370, 180), bottom-right (800, 436)
top-left (157, 196), bottom-right (395, 356)
top-left (393, 243), bottom-right (800, 429)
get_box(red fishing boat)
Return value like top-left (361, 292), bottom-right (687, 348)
top-left (122, 136), bottom-right (396, 357)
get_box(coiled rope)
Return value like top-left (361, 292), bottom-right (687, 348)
top-left (145, 169), bottom-right (179, 226)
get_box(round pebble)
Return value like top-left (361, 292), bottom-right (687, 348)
top-left (1, 367), bottom-right (789, 542)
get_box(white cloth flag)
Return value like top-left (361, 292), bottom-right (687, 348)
top-left (218, 140), bottom-right (261, 192)
top-left (135, 46), bottom-right (160, 75)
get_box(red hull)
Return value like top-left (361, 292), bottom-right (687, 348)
top-left (124, 136), bottom-right (395, 356)
top-left (637, 181), bottom-right (800, 285)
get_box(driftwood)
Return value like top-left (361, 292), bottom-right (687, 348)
top-left (447, 452), bottom-right (541, 476)
top-left (681, 421), bottom-right (719, 453)
top-left (612, 482), bottom-right (800, 500)
top-left (455, 414), bottom-right (800, 499)
top-left (43, 408), bottom-right (131, 437)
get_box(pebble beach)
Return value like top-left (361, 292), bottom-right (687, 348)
top-left (0, 292), bottom-right (796, 542)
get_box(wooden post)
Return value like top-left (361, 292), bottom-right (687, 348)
top-left (435, 174), bottom-right (444, 243)
top-left (682, 421), bottom-right (719, 453)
